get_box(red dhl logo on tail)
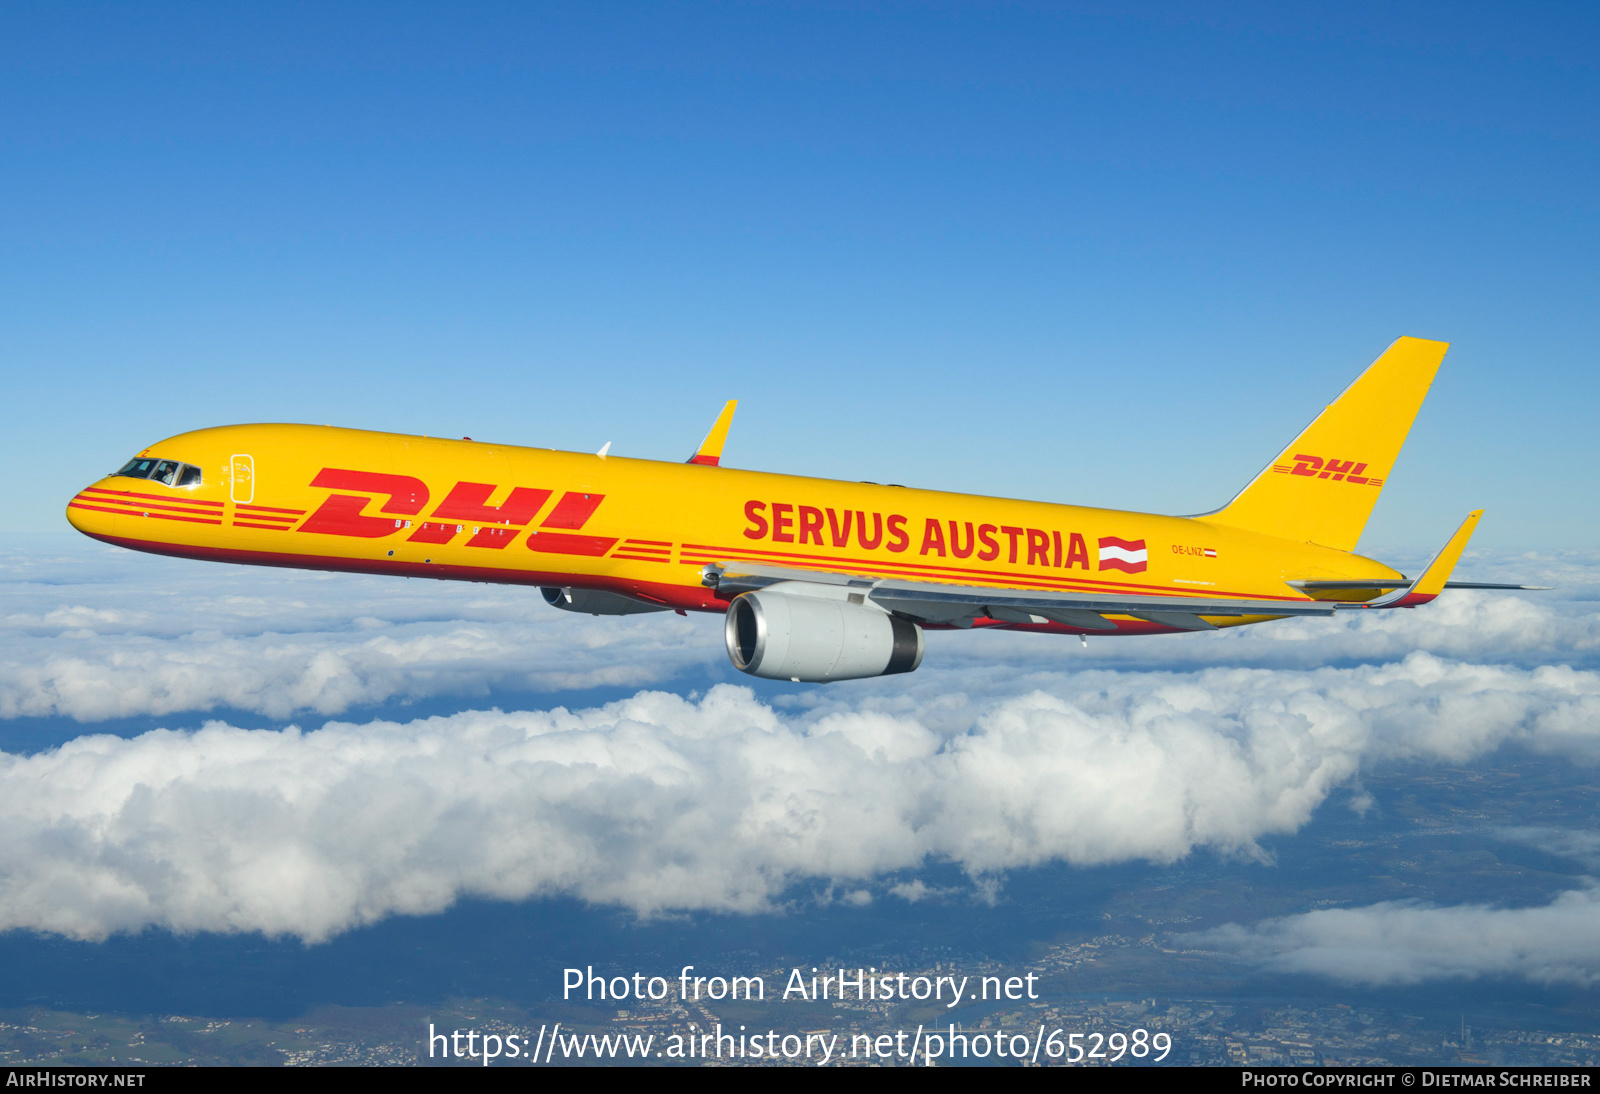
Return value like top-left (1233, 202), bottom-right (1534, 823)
top-left (295, 469), bottom-right (616, 556)
top-left (1270, 454), bottom-right (1383, 486)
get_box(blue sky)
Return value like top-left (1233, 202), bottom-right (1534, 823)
top-left (5, 5), bottom-right (1600, 1042)
top-left (3, 2), bottom-right (1596, 547)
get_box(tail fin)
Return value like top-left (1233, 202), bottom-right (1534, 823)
top-left (1199, 336), bottom-right (1448, 552)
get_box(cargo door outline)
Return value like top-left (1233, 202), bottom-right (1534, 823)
top-left (230, 454), bottom-right (255, 504)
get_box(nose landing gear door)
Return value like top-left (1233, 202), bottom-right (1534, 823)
top-left (230, 454), bottom-right (255, 504)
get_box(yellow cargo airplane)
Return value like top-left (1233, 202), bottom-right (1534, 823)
top-left (67, 337), bottom-right (1542, 682)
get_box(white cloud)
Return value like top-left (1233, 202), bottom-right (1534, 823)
top-left (1193, 826), bottom-right (1600, 987)
top-left (1498, 827), bottom-right (1600, 869)
top-left (0, 537), bottom-right (722, 719)
top-left (3, 538), bottom-right (1596, 722)
top-left (0, 648), bottom-right (1596, 943)
top-left (1193, 887), bottom-right (1600, 986)
top-left (915, 584), bottom-right (1600, 681)
top-left (0, 615), bottom-right (717, 721)
top-left (3, 537), bottom-right (1599, 947)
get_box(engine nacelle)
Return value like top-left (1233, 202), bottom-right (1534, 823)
top-left (723, 586), bottom-right (924, 682)
top-left (541, 587), bottom-right (669, 616)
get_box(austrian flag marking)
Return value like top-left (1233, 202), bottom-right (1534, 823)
top-left (1097, 536), bottom-right (1148, 574)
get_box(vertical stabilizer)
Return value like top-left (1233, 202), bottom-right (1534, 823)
top-left (1199, 337), bottom-right (1448, 552)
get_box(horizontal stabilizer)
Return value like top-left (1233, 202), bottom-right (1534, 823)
top-left (1360, 510), bottom-right (1484, 608)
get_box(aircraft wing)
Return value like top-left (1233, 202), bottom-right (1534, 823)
top-left (701, 511), bottom-right (1530, 631)
top-left (702, 561), bottom-right (1338, 631)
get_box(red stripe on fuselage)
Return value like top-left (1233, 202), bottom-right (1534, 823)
top-left (235, 503), bottom-right (305, 515)
top-left (84, 486), bottom-right (224, 508)
top-left (74, 530), bottom-right (1197, 637)
top-left (526, 531), bottom-right (617, 556)
top-left (69, 501), bottom-right (140, 518)
top-left (79, 492), bottom-right (224, 519)
top-left (72, 531), bottom-right (723, 612)
top-left (69, 501), bottom-right (221, 526)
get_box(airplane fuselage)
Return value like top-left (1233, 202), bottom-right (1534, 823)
top-left (66, 422), bottom-right (1401, 637)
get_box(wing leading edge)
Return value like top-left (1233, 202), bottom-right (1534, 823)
top-left (702, 561), bottom-right (1339, 632)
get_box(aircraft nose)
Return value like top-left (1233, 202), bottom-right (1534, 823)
top-left (65, 481), bottom-right (121, 541)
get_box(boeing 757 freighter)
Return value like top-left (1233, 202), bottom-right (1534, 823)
top-left (66, 337), bottom-right (1542, 681)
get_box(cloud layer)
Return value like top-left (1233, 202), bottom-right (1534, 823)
top-left (0, 538), bottom-right (718, 720)
top-left (1192, 825), bottom-right (1600, 987)
top-left (1196, 886), bottom-right (1600, 987)
top-left (2, 649), bottom-right (1596, 942)
top-left (4, 537), bottom-right (1598, 967)
top-left (3, 537), bottom-right (1595, 722)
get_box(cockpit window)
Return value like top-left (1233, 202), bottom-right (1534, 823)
top-left (113, 458), bottom-right (203, 487)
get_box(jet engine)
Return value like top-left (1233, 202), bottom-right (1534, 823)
top-left (723, 587), bottom-right (923, 682)
top-left (541, 587), bottom-right (669, 615)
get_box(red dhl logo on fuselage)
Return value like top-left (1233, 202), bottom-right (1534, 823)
top-left (742, 499), bottom-right (1121, 571)
top-left (294, 469), bottom-right (615, 557)
top-left (1271, 453), bottom-right (1384, 486)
